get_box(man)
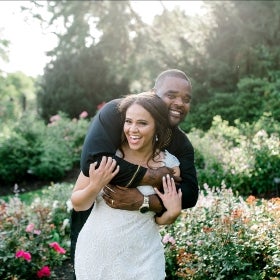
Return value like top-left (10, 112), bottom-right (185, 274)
top-left (70, 69), bottom-right (199, 266)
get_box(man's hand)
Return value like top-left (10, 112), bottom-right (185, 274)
top-left (102, 185), bottom-right (143, 211)
top-left (141, 166), bottom-right (182, 190)
top-left (102, 185), bottom-right (164, 214)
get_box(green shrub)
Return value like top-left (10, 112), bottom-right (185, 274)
top-left (189, 115), bottom-right (280, 196)
top-left (161, 184), bottom-right (280, 279)
top-left (0, 112), bottom-right (89, 188)
top-left (0, 183), bottom-right (72, 279)
top-left (0, 132), bottom-right (33, 184)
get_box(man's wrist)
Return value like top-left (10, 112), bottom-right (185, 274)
top-left (149, 194), bottom-right (165, 215)
top-left (139, 195), bottom-right (150, 213)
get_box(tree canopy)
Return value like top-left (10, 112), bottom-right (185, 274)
top-left (12, 0), bottom-right (280, 130)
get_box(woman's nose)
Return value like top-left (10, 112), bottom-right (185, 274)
top-left (129, 123), bottom-right (139, 132)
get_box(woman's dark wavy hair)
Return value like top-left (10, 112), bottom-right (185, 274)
top-left (118, 91), bottom-right (172, 165)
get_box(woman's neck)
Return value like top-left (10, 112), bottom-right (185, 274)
top-left (121, 143), bottom-right (163, 168)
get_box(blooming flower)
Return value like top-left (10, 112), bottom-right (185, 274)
top-left (26, 223), bottom-right (41, 235)
top-left (246, 195), bottom-right (257, 205)
top-left (37, 266), bottom-right (51, 278)
top-left (26, 223), bottom-right (35, 233)
top-left (79, 111), bottom-right (88, 119)
top-left (49, 242), bottom-right (66, 254)
top-left (33, 229), bottom-right (41, 235)
top-left (162, 234), bottom-right (176, 245)
top-left (15, 250), bottom-right (31, 262)
top-left (49, 114), bottom-right (61, 123)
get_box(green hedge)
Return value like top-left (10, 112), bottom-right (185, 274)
top-left (0, 112), bottom-right (89, 187)
top-left (1, 110), bottom-right (279, 197)
top-left (189, 114), bottom-right (280, 196)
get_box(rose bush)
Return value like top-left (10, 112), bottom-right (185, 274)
top-left (0, 183), bottom-right (72, 279)
top-left (1, 180), bottom-right (279, 279)
top-left (161, 184), bottom-right (280, 279)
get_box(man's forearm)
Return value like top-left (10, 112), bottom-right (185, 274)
top-left (140, 166), bottom-right (177, 189)
top-left (140, 168), bottom-right (160, 187)
top-left (83, 154), bottom-right (147, 187)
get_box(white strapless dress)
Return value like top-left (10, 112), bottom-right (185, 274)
top-left (75, 151), bottom-right (179, 280)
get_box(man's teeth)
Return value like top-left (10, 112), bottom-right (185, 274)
top-left (170, 110), bottom-right (180, 116)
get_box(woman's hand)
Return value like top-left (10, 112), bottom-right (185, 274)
top-left (88, 156), bottom-right (119, 192)
top-left (154, 174), bottom-right (182, 225)
top-left (71, 156), bottom-right (119, 211)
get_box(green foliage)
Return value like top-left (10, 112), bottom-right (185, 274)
top-left (34, 1), bottom-right (133, 120)
top-left (0, 72), bottom-right (36, 123)
top-left (37, 47), bottom-right (129, 121)
top-left (19, 1), bottom-right (280, 132)
top-left (0, 112), bottom-right (89, 187)
top-left (0, 183), bottom-right (72, 279)
top-left (161, 186), bottom-right (280, 279)
top-left (0, 36), bottom-right (9, 63)
top-left (181, 72), bottom-right (280, 132)
top-left (0, 133), bottom-right (33, 184)
top-left (189, 115), bottom-right (280, 196)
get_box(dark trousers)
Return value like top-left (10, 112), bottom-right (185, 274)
top-left (70, 206), bottom-right (93, 279)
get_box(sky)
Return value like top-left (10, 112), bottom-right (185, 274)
top-left (0, 1), bottom-right (203, 77)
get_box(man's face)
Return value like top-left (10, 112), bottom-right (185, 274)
top-left (155, 77), bottom-right (192, 127)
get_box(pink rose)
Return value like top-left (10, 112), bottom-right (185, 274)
top-left (15, 250), bottom-right (31, 262)
top-left (33, 229), bottom-right (41, 235)
top-left (79, 111), bottom-right (88, 119)
top-left (162, 234), bottom-right (176, 245)
top-left (37, 266), bottom-right (51, 278)
top-left (49, 242), bottom-right (66, 254)
top-left (162, 234), bottom-right (171, 244)
top-left (26, 223), bottom-right (35, 233)
top-left (168, 236), bottom-right (176, 245)
top-left (49, 114), bottom-right (61, 123)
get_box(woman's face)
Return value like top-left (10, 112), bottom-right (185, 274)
top-left (123, 103), bottom-right (156, 152)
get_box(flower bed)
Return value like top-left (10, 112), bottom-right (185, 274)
top-left (0, 183), bottom-right (72, 279)
top-left (161, 184), bottom-right (280, 279)
top-left (1, 182), bottom-right (279, 279)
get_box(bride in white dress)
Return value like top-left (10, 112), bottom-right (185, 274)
top-left (71, 93), bottom-right (182, 280)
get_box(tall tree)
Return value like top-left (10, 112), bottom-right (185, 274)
top-left (34, 1), bottom-right (137, 119)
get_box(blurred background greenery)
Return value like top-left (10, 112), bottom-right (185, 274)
top-left (0, 0), bottom-right (279, 197)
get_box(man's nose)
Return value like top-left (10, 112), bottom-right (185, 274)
top-left (174, 97), bottom-right (184, 106)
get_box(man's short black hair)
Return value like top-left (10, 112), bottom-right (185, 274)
top-left (154, 69), bottom-right (192, 89)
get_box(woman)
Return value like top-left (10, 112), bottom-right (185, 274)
top-left (71, 92), bottom-right (182, 279)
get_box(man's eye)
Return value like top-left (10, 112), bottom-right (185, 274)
top-left (183, 98), bottom-right (191, 103)
top-left (125, 119), bottom-right (132, 124)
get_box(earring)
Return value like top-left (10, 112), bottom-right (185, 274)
top-left (155, 135), bottom-right (159, 142)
